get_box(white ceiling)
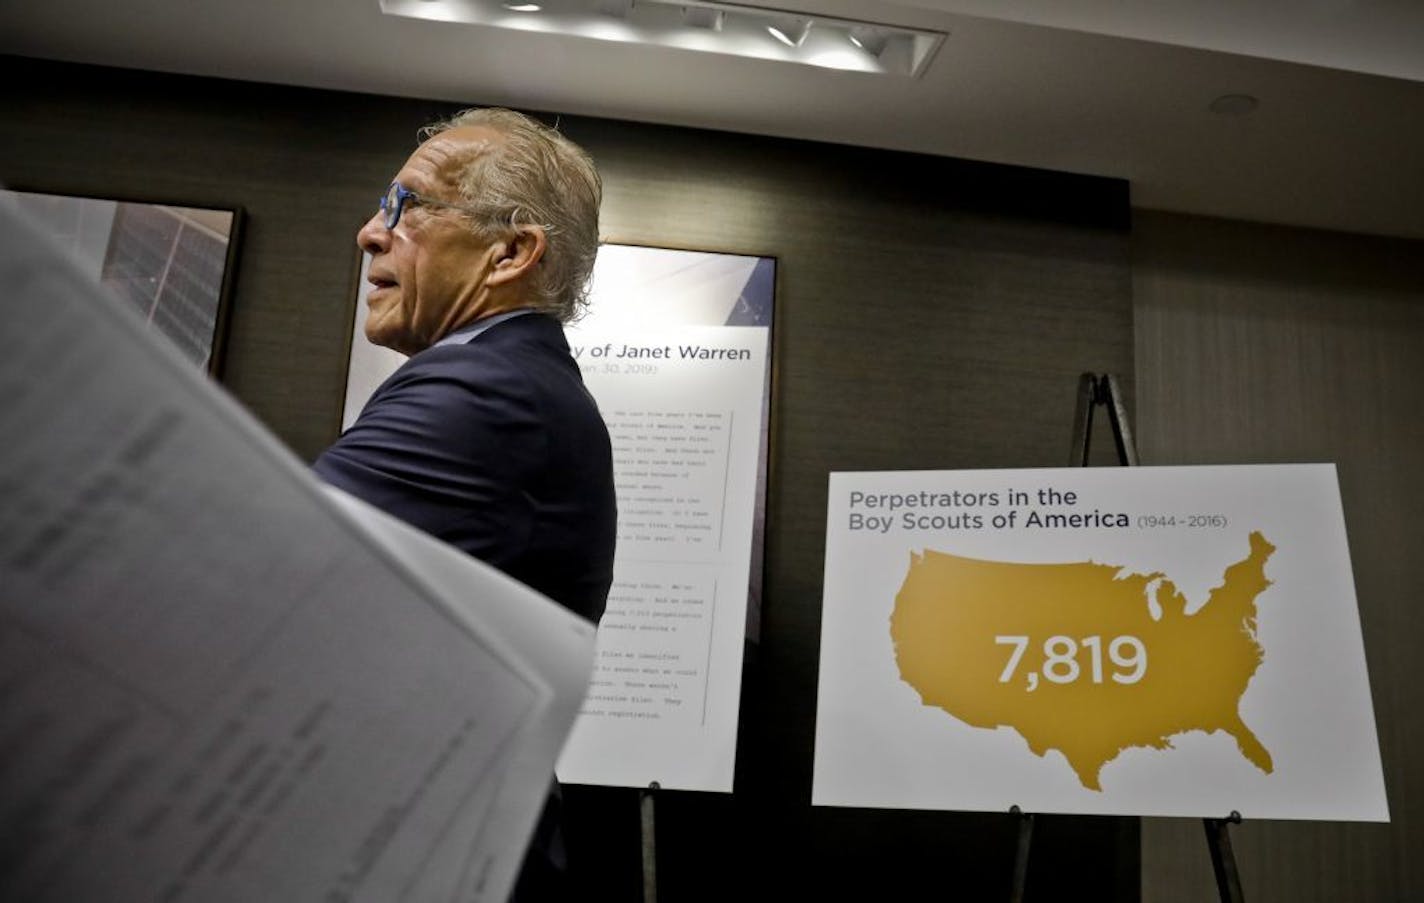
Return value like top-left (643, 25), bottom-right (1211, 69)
top-left (4, 0), bottom-right (1423, 239)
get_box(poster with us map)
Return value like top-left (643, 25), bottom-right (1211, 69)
top-left (812, 465), bottom-right (1389, 821)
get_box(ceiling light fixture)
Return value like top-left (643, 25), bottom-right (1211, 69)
top-left (382, 0), bottom-right (945, 77)
top-left (847, 26), bottom-right (885, 54)
top-left (847, 25), bottom-right (917, 71)
top-left (681, 5), bottom-right (724, 30)
top-left (766, 15), bottom-right (811, 47)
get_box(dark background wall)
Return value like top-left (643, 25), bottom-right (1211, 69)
top-left (1133, 211), bottom-right (1424, 903)
top-left (1, 56), bottom-right (1137, 900)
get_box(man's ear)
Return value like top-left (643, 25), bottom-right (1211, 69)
top-left (486, 225), bottom-right (547, 287)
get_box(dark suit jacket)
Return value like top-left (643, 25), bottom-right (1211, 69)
top-left (314, 312), bottom-right (616, 623)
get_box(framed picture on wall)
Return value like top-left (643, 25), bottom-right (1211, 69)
top-left (0, 189), bottom-right (244, 377)
top-left (341, 241), bottom-right (777, 792)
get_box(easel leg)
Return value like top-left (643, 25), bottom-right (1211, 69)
top-left (1070, 373), bottom-right (1098, 467)
top-left (1100, 373), bottom-right (1139, 466)
top-left (1071, 373), bottom-right (1140, 467)
top-left (1009, 805), bottom-right (1034, 903)
top-left (1203, 812), bottom-right (1245, 903)
top-left (640, 782), bottom-right (659, 903)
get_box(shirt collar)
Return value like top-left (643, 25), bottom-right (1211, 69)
top-left (432, 308), bottom-right (538, 348)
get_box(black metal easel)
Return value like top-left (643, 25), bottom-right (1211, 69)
top-left (1204, 810), bottom-right (1246, 903)
top-left (1008, 804), bottom-right (1035, 903)
top-left (1007, 373), bottom-right (1141, 899)
top-left (1065, 373), bottom-right (1246, 903)
top-left (1070, 372), bottom-right (1138, 469)
top-left (640, 782), bottom-right (659, 903)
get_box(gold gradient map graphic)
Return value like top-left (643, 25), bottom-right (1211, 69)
top-left (889, 532), bottom-right (1276, 790)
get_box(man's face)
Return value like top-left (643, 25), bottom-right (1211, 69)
top-left (356, 126), bottom-right (507, 355)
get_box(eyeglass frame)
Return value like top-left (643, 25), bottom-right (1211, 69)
top-left (378, 181), bottom-right (500, 230)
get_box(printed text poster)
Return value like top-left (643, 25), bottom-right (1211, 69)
top-left (344, 244), bottom-right (775, 792)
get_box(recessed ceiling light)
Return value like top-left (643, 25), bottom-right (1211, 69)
top-left (766, 16), bottom-right (811, 47)
top-left (848, 25), bottom-right (887, 55)
top-left (1209, 94), bottom-right (1259, 115)
top-left (381, 0), bottom-right (944, 77)
top-left (682, 6), bottom-right (724, 29)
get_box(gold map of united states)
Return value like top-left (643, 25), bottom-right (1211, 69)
top-left (889, 532), bottom-right (1276, 791)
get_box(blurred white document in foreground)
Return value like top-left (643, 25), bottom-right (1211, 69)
top-left (0, 202), bottom-right (596, 902)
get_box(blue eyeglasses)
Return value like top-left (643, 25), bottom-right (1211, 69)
top-left (378, 181), bottom-right (494, 230)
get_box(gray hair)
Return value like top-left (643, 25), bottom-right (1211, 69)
top-left (419, 107), bottom-right (602, 323)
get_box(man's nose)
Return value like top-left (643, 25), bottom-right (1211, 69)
top-left (357, 212), bottom-right (389, 255)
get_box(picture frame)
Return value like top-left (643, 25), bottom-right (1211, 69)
top-left (0, 188), bottom-right (244, 377)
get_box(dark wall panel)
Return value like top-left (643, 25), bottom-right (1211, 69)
top-left (1133, 211), bottom-right (1424, 903)
top-left (1, 55), bottom-right (1136, 900)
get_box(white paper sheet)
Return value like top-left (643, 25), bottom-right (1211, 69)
top-left (0, 201), bottom-right (594, 902)
top-left (324, 488), bottom-right (597, 902)
top-left (554, 326), bottom-right (768, 791)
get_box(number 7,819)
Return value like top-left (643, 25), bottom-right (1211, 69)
top-left (995, 635), bottom-right (1147, 687)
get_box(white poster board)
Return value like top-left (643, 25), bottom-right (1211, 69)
top-left (813, 465), bottom-right (1389, 821)
top-left (343, 244), bottom-right (776, 792)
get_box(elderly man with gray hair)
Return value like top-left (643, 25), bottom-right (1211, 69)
top-left (314, 107), bottom-right (617, 899)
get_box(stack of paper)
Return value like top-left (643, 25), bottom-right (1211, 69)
top-left (0, 201), bottom-right (595, 902)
